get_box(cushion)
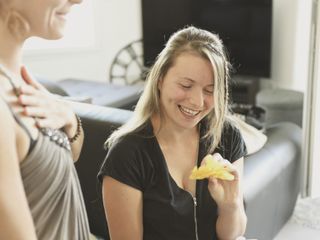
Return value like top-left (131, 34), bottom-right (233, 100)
top-left (232, 116), bottom-right (267, 156)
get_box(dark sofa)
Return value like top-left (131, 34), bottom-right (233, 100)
top-left (69, 101), bottom-right (302, 240)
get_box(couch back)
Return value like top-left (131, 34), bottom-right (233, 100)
top-left (72, 102), bottom-right (133, 238)
top-left (243, 122), bottom-right (302, 239)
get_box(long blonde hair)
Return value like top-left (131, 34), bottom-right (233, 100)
top-left (106, 26), bottom-right (232, 153)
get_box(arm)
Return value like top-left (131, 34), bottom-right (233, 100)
top-left (102, 176), bottom-right (143, 240)
top-left (20, 66), bottom-right (83, 160)
top-left (59, 100), bottom-right (84, 161)
top-left (0, 102), bottom-right (38, 240)
top-left (209, 156), bottom-right (247, 240)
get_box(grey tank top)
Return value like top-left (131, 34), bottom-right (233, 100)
top-left (2, 99), bottom-right (90, 240)
top-left (20, 131), bottom-right (90, 240)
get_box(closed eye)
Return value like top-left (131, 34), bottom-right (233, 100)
top-left (180, 83), bottom-right (192, 89)
top-left (204, 88), bottom-right (214, 95)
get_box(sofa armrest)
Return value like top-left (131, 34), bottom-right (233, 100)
top-left (71, 102), bottom-right (132, 238)
top-left (244, 122), bottom-right (302, 240)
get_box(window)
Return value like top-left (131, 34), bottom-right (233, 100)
top-left (23, 0), bottom-right (95, 53)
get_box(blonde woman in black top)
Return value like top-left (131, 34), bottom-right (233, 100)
top-left (99, 26), bottom-right (247, 240)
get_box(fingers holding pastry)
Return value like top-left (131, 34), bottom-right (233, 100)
top-left (189, 154), bottom-right (235, 181)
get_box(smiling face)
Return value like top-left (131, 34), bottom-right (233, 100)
top-left (158, 52), bottom-right (215, 131)
top-left (15, 0), bottom-right (82, 39)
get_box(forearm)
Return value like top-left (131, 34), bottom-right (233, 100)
top-left (62, 105), bottom-right (84, 161)
top-left (216, 201), bottom-right (247, 240)
top-left (64, 119), bottom-right (84, 161)
top-left (69, 126), bottom-right (84, 161)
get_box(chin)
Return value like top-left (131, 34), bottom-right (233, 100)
top-left (50, 32), bottom-right (64, 40)
top-left (43, 21), bottom-right (67, 39)
top-left (41, 29), bottom-right (65, 40)
top-left (179, 117), bottom-right (201, 128)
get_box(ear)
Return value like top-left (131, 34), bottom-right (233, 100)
top-left (6, 10), bottom-right (30, 39)
top-left (157, 77), bottom-right (164, 91)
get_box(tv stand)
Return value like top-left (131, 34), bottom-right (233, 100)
top-left (230, 77), bottom-right (259, 106)
top-left (230, 77), bottom-right (265, 130)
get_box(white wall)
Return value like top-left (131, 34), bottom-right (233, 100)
top-left (23, 0), bottom-right (142, 83)
top-left (23, 0), bottom-right (312, 92)
top-left (260, 0), bottom-right (312, 92)
top-left (291, 0), bottom-right (313, 91)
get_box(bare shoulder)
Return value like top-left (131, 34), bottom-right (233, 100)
top-left (0, 98), bottom-right (20, 183)
top-left (0, 99), bottom-right (15, 130)
top-left (0, 99), bottom-right (17, 154)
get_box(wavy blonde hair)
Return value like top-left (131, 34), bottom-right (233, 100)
top-left (106, 26), bottom-right (232, 153)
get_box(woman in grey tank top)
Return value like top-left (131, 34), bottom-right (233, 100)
top-left (0, 0), bottom-right (91, 239)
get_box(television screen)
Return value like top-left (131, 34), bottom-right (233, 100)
top-left (142, 0), bottom-right (272, 78)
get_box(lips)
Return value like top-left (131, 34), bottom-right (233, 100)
top-left (178, 105), bottom-right (201, 117)
top-left (56, 12), bottom-right (67, 19)
top-left (56, 9), bottom-right (70, 17)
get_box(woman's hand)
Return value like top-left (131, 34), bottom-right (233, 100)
top-left (19, 66), bottom-right (75, 132)
top-left (207, 154), bottom-right (247, 238)
top-left (205, 153), bottom-right (241, 210)
top-left (20, 66), bottom-right (84, 160)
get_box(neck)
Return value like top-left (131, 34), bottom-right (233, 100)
top-left (152, 114), bottom-right (199, 143)
top-left (0, 24), bottom-right (24, 75)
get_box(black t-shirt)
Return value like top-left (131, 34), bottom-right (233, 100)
top-left (98, 120), bottom-right (247, 240)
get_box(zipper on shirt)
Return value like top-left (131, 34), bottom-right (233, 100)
top-left (192, 196), bottom-right (199, 240)
top-left (188, 192), bottom-right (199, 240)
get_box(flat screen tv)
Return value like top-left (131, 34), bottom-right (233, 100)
top-left (142, 0), bottom-right (272, 78)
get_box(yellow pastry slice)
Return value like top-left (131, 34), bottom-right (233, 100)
top-left (189, 154), bottom-right (234, 181)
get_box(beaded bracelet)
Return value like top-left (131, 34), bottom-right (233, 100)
top-left (69, 114), bottom-right (82, 143)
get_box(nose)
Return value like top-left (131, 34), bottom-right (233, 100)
top-left (189, 88), bottom-right (204, 109)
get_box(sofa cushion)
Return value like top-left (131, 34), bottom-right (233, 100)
top-left (58, 78), bottom-right (144, 110)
